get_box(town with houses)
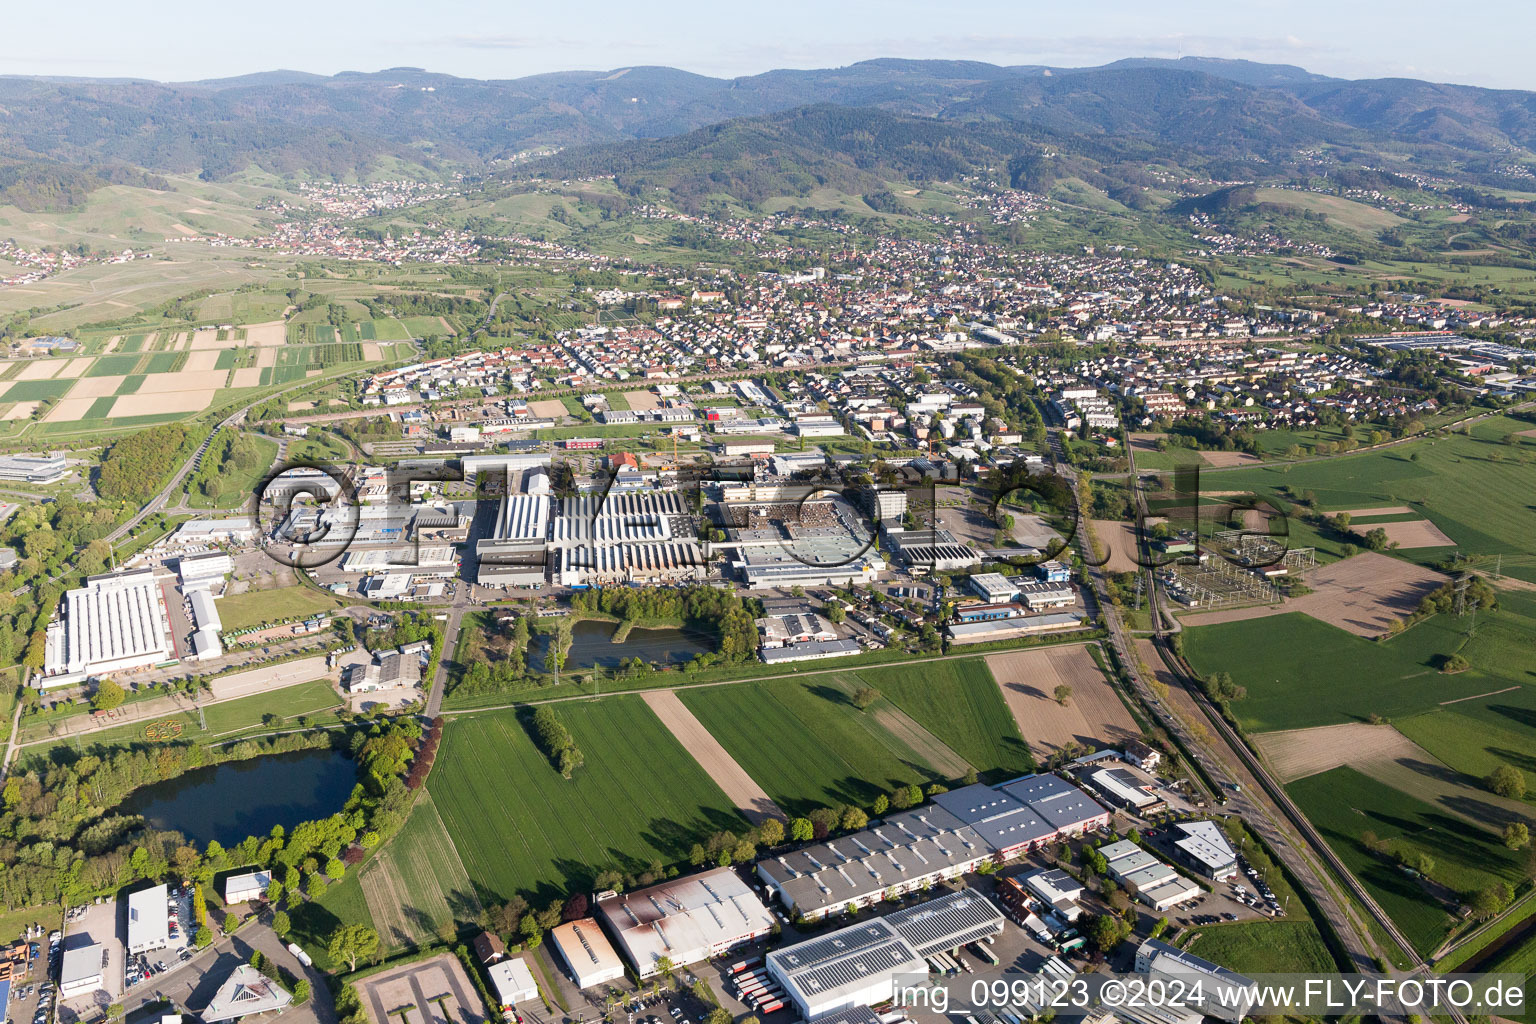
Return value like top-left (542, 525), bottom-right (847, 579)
top-left (1, 44), bottom-right (1535, 1024)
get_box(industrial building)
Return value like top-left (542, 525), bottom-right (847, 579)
top-left (188, 589), bottom-right (223, 662)
top-left (757, 612), bottom-right (837, 647)
top-left (201, 964), bottom-right (294, 1023)
top-left (1021, 868), bottom-right (1085, 922)
top-left (766, 889), bottom-right (1004, 1019)
top-left (1017, 581), bottom-right (1076, 611)
top-left (487, 959), bottom-right (539, 1006)
top-left (1168, 821), bottom-right (1239, 881)
top-left (42, 569), bottom-right (173, 688)
top-left (0, 453), bottom-right (68, 485)
top-left (127, 883), bottom-right (170, 954)
top-left (223, 870), bottom-right (272, 905)
top-left (548, 918), bottom-right (625, 989)
top-left (883, 528), bottom-right (980, 572)
top-left (932, 774), bottom-right (1112, 860)
top-left (345, 648), bottom-right (424, 693)
top-left (758, 776), bottom-right (1108, 920)
top-left (968, 573), bottom-right (1018, 603)
top-left (340, 546), bottom-right (457, 573)
top-left (59, 943), bottom-right (103, 997)
top-left (1099, 841), bottom-right (1202, 911)
top-left (596, 867), bottom-right (774, 978)
top-left (759, 638), bottom-right (862, 664)
top-left (1083, 765), bottom-right (1165, 813)
top-left (757, 806), bottom-right (991, 920)
top-left (945, 612), bottom-right (1082, 644)
top-left (1135, 939), bottom-right (1257, 1022)
top-left (178, 551), bottom-right (233, 590)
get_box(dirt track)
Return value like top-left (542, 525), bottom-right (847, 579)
top-left (986, 647), bottom-right (1139, 757)
top-left (642, 689), bottom-right (786, 823)
top-left (870, 703), bottom-right (972, 778)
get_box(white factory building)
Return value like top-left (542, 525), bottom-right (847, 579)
top-left (188, 589), bottom-right (224, 662)
top-left (223, 870), bottom-right (272, 905)
top-left (1135, 939), bottom-right (1257, 1022)
top-left (127, 883), bottom-right (170, 954)
top-left (59, 943), bottom-right (104, 997)
top-left (42, 569), bottom-right (172, 688)
top-left (548, 918), bottom-right (625, 989)
top-left (767, 889), bottom-right (1005, 1019)
top-left (487, 958), bottom-right (539, 1006)
top-left (178, 551), bottom-right (233, 590)
top-left (1099, 841), bottom-right (1202, 912)
top-left (595, 867), bottom-right (775, 978)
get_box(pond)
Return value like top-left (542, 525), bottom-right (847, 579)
top-left (529, 617), bottom-right (717, 673)
top-left (118, 748), bottom-right (358, 847)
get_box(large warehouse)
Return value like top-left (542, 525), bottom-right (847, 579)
top-left (595, 867), bottom-right (774, 978)
top-left (758, 775), bottom-right (1110, 920)
top-left (757, 807), bottom-right (991, 921)
top-left (42, 569), bottom-right (172, 688)
top-left (767, 889), bottom-right (1005, 1019)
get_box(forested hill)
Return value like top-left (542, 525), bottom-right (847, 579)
top-left (514, 105), bottom-right (1028, 208)
top-left (1, 57), bottom-right (1534, 187)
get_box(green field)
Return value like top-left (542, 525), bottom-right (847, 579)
top-left (357, 791), bottom-right (482, 952)
top-left (678, 677), bottom-right (957, 815)
top-left (849, 659), bottom-right (1036, 778)
top-left (216, 586), bottom-right (343, 631)
top-left (1, 379), bottom-right (73, 402)
top-left (1289, 766), bottom-right (1524, 957)
top-left (401, 315), bottom-right (454, 338)
top-left (1181, 612), bottom-right (1491, 732)
top-left (86, 354), bottom-right (140, 376)
top-left (430, 698), bottom-right (748, 903)
top-left (201, 681), bottom-right (343, 735)
top-left (1184, 919), bottom-right (1338, 974)
top-left (1206, 416), bottom-right (1536, 581)
top-left (289, 869), bottom-right (371, 971)
top-left (1475, 928), bottom-right (1536, 1021)
top-left (1397, 699), bottom-right (1536, 801)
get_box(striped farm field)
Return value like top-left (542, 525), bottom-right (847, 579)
top-left (360, 792), bottom-right (482, 952)
top-left (429, 697), bottom-right (748, 903)
top-left (678, 677), bottom-right (956, 816)
top-left (845, 658), bottom-right (1036, 778)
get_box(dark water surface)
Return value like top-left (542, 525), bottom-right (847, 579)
top-left (529, 618), bottom-right (716, 672)
top-left (119, 748), bottom-right (357, 846)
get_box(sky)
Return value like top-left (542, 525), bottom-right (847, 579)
top-left (3, 0), bottom-right (1531, 90)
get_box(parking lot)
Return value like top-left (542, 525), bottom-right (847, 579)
top-left (9, 931), bottom-right (54, 1024)
top-left (59, 900), bottom-right (122, 1018)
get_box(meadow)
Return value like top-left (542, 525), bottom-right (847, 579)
top-left (1288, 766), bottom-right (1525, 957)
top-left (1184, 919), bottom-right (1338, 974)
top-left (678, 677), bottom-right (956, 816)
top-left (1205, 416), bottom-right (1536, 581)
top-left (429, 697), bottom-right (748, 904)
top-left (200, 680), bottom-right (343, 736)
top-left (1180, 612), bottom-right (1480, 732)
top-left (216, 585), bottom-right (344, 631)
top-left (848, 659), bottom-right (1036, 778)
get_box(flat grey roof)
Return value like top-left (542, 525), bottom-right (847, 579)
top-left (756, 806), bottom-right (986, 914)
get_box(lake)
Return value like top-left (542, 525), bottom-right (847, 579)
top-left (529, 617), bottom-right (716, 672)
top-left (119, 748), bottom-right (358, 846)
